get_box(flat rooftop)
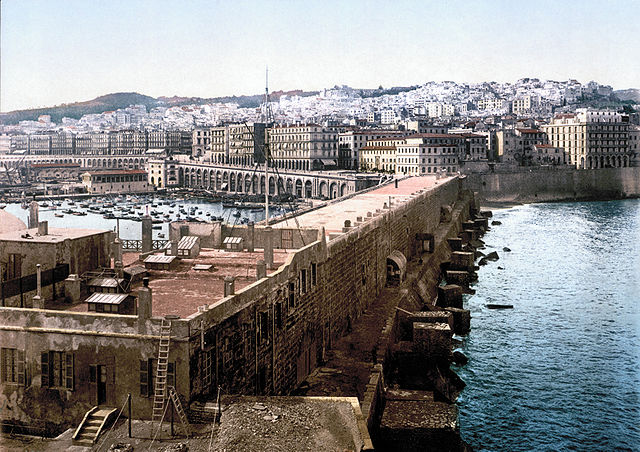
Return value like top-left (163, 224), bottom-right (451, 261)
top-left (272, 175), bottom-right (454, 235)
top-left (64, 248), bottom-right (291, 318)
top-left (0, 227), bottom-right (110, 243)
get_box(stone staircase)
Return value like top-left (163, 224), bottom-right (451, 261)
top-left (72, 406), bottom-right (117, 446)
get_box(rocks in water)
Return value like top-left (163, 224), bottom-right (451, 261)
top-left (497, 266), bottom-right (504, 270)
top-left (485, 251), bottom-right (499, 261)
top-left (469, 238), bottom-right (485, 249)
top-left (503, 247), bottom-right (511, 252)
top-left (491, 220), bottom-right (502, 225)
top-left (478, 257), bottom-right (488, 266)
top-left (452, 350), bottom-right (468, 365)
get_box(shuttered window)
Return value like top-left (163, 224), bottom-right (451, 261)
top-left (40, 351), bottom-right (74, 390)
top-left (1, 348), bottom-right (25, 385)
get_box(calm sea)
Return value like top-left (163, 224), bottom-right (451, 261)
top-left (3, 196), bottom-right (279, 240)
top-left (457, 200), bottom-right (640, 451)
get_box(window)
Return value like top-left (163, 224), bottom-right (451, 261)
top-left (288, 282), bottom-right (296, 308)
top-left (140, 359), bottom-right (153, 397)
top-left (259, 311), bottom-right (269, 343)
top-left (167, 362), bottom-right (176, 388)
top-left (1, 348), bottom-right (25, 385)
top-left (300, 269), bottom-right (308, 294)
top-left (311, 263), bottom-right (317, 286)
top-left (41, 351), bottom-right (74, 390)
top-left (275, 302), bottom-right (283, 329)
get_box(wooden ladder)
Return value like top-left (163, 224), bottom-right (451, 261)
top-left (168, 386), bottom-right (191, 437)
top-left (152, 319), bottom-right (172, 423)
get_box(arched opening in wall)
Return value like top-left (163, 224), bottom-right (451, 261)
top-left (340, 183), bottom-right (347, 197)
top-left (178, 168), bottom-right (184, 185)
top-left (260, 175), bottom-right (265, 195)
top-left (623, 156), bottom-right (628, 167)
top-left (245, 176), bottom-right (252, 193)
top-left (304, 180), bottom-right (312, 198)
top-left (295, 179), bottom-right (303, 197)
top-left (236, 174), bottom-right (243, 193)
top-left (318, 182), bottom-right (329, 198)
top-left (386, 250), bottom-right (407, 287)
top-left (269, 177), bottom-right (276, 195)
top-left (580, 157), bottom-right (585, 169)
top-left (618, 155), bottom-right (622, 168)
top-left (286, 178), bottom-right (293, 194)
top-left (329, 182), bottom-right (337, 199)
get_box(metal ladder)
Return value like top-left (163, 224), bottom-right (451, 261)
top-left (168, 386), bottom-right (191, 437)
top-left (152, 319), bottom-right (172, 423)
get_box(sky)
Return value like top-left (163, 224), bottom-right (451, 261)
top-left (1, 0), bottom-right (639, 112)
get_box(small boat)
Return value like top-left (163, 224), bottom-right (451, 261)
top-left (487, 304), bottom-right (514, 309)
top-left (158, 233), bottom-right (165, 238)
top-left (72, 211), bottom-right (87, 216)
top-left (152, 225), bottom-right (161, 230)
top-left (54, 213), bottom-right (64, 218)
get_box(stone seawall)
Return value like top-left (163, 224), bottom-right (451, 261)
top-left (464, 167), bottom-right (640, 204)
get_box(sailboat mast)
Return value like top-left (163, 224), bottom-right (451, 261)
top-left (264, 67), bottom-right (270, 225)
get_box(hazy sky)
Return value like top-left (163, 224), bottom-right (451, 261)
top-left (1, 0), bottom-right (639, 112)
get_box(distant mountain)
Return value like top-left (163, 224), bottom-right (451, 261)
top-left (614, 89), bottom-right (640, 103)
top-left (0, 92), bottom-right (158, 125)
top-left (0, 89), bottom-right (320, 125)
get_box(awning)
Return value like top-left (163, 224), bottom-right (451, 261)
top-left (320, 159), bottom-right (338, 166)
top-left (86, 292), bottom-right (128, 305)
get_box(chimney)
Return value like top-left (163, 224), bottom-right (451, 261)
top-left (256, 259), bottom-right (266, 280)
top-left (37, 221), bottom-right (48, 236)
top-left (28, 201), bottom-right (39, 229)
top-left (138, 277), bottom-right (152, 322)
top-left (224, 276), bottom-right (235, 297)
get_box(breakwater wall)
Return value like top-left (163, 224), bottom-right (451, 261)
top-left (464, 167), bottom-right (640, 204)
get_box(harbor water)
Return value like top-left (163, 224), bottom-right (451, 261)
top-left (457, 199), bottom-right (640, 451)
top-left (3, 195), bottom-right (287, 240)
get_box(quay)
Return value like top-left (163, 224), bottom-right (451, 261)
top-left (0, 174), bottom-right (489, 450)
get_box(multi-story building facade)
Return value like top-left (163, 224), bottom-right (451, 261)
top-left (192, 128), bottom-right (212, 157)
top-left (629, 125), bottom-right (640, 167)
top-left (81, 169), bottom-right (149, 194)
top-left (541, 109), bottom-right (631, 169)
top-left (396, 134), bottom-right (463, 175)
top-left (208, 123), bottom-right (266, 166)
top-left (50, 133), bottom-right (74, 155)
top-left (338, 129), bottom-right (407, 169)
top-left (477, 98), bottom-right (508, 111)
top-left (110, 131), bottom-right (147, 155)
top-left (359, 146), bottom-right (397, 172)
top-left (28, 135), bottom-right (52, 155)
top-left (495, 128), bottom-right (549, 165)
top-left (147, 157), bottom-right (179, 188)
top-left (269, 124), bottom-right (338, 171)
top-left (511, 95), bottom-right (538, 116)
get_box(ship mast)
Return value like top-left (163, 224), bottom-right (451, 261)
top-left (264, 67), bottom-right (270, 225)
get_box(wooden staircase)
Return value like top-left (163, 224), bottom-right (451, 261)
top-left (72, 406), bottom-right (117, 446)
top-left (152, 319), bottom-right (172, 423)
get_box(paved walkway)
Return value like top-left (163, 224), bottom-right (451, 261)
top-left (273, 176), bottom-right (454, 235)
